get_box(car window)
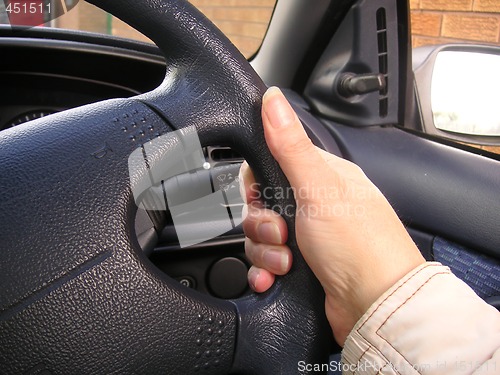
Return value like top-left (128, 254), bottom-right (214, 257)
top-left (0, 0), bottom-right (277, 59)
top-left (410, 1), bottom-right (500, 155)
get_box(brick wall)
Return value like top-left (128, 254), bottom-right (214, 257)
top-left (75, 2), bottom-right (106, 34)
top-left (108, 0), bottom-right (277, 56)
top-left (54, 2), bottom-right (106, 34)
top-left (53, 1), bottom-right (275, 58)
top-left (411, 0), bottom-right (500, 47)
top-left (189, 0), bottom-right (275, 58)
top-left (111, 18), bottom-right (151, 44)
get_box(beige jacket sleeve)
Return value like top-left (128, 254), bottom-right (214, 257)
top-left (341, 262), bottom-right (500, 374)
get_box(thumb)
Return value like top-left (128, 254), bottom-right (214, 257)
top-left (262, 87), bottom-right (329, 195)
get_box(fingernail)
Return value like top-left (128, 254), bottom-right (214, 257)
top-left (263, 249), bottom-right (289, 273)
top-left (263, 87), bottom-right (295, 129)
top-left (248, 267), bottom-right (260, 290)
top-left (258, 222), bottom-right (281, 244)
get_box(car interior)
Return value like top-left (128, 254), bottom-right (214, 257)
top-left (0, 0), bottom-right (499, 374)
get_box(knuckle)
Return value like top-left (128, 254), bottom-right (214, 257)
top-left (244, 237), bottom-right (256, 261)
top-left (278, 136), bottom-right (314, 159)
top-left (350, 163), bottom-right (365, 177)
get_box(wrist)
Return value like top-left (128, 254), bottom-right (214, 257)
top-left (323, 252), bottom-right (426, 346)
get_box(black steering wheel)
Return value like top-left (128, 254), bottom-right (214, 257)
top-left (0, 1), bottom-right (331, 373)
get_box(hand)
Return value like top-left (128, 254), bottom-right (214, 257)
top-left (240, 87), bottom-right (425, 345)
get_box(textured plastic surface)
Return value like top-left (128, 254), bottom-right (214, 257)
top-left (304, 0), bottom-right (401, 126)
top-left (326, 123), bottom-right (500, 259)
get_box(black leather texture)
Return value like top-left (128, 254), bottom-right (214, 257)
top-left (0, 0), bottom-right (330, 373)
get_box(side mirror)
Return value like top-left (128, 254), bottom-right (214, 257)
top-left (413, 45), bottom-right (500, 147)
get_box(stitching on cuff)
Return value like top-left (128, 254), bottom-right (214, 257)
top-left (352, 264), bottom-right (449, 374)
top-left (358, 263), bottom-right (444, 332)
top-left (372, 272), bottom-right (449, 374)
top-left (346, 338), bottom-right (402, 375)
top-left (352, 346), bottom-right (370, 375)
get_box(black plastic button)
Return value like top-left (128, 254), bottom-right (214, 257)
top-left (208, 257), bottom-right (248, 298)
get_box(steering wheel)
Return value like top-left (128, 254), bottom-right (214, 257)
top-left (0, 0), bottom-right (331, 373)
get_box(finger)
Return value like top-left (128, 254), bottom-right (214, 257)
top-left (242, 203), bottom-right (288, 245)
top-left (261, 87), bottom-right (330, 195)
top-left (247, 266), bottom-right (275, 293)
top-left (238, 161), bottom-right (260, 204)
top-left (245, 238), bottom-right (292, 275)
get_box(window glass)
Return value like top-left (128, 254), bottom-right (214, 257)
top-left (0, 0), bottom-right (277, 58)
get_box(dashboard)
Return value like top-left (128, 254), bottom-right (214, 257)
top-left (0, 28), bottom-right (165, 130)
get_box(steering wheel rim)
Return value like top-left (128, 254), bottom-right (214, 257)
top-left (0, 1), bottom-right (331, 373)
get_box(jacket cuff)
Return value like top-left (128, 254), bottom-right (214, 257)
top-left (341, 262), bottom-right (500, 374)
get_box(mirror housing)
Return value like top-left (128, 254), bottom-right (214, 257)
top-left (413, 44), bottom-right (500, 147)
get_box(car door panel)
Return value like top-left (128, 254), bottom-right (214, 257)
top-left (323, 123), bottom-right (500, 260)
